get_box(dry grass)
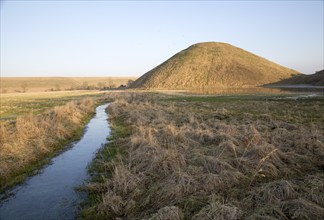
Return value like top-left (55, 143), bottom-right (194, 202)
top-left (0, 90), bottom-right (102, 120)
top-left (267, 69), bottom-right (324, 86)
top-left (130, 42), bottom-right (298, 89)
top-left (0, 77), bottom-right (137, 93)
top-left (82, 92), bottom-right (324, 219)
top-left (0, 98), bottom-right (96, 191)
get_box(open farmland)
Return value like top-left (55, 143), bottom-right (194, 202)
top-left (81, 92), bottom-right (324, 219)
top-left (0, 77), bottom-right (137, 93)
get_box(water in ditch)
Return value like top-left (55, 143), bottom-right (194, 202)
top-left (0, 103), bottom-right (110, 220)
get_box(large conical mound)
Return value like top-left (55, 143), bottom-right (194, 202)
top-left (131, 42), bottom-right (299, 89)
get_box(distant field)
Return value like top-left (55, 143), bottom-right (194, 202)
top-left (0, 77), bottom-right (137, 93)
top-left (0, 90), bottom-right (104, 120)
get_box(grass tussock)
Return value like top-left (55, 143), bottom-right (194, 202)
top-left (0, 98), bottom-right (96, 191)
top-left (82, 92), bottom-right (324, 219)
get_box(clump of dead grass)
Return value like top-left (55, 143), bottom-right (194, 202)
top-left (193, 194), bottom-right (242, 220)
top-left (82, 92), bottom-right (324, 219)
top-left (0, 98), bottom-right (95, 190)
top-left (148, 206), bottom-right (183, 220)
top-left (281, 198), bottom-right (324, 219)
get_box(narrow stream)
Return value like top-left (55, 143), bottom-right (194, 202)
top-left (0, 103), bottom-right (110, 220)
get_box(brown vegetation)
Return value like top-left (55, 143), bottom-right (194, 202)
top-left (130, 42), bottom-right (298, 89)
top-left (0, 90), bottom-right (102, 120)
top-left (267, 69), bottom-right (324, 87)
top-left (82, 92), bottom-right (324, 219)
top-left (0, 77), bottom-right (137, 93)
top-left (0, 98), bottom-right (96, 191)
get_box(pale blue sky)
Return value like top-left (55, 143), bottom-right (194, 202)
top-left (1, 0), bottom-right (323, 77)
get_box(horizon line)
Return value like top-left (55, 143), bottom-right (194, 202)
top-left (0, 75), bottom-right (139, 78)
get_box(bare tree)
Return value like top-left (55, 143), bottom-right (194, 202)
top-left (82, 81), bottom-right (89, 90)
top-left (21, 82), bottom-right (28, 92)
top-left (107, 78), bottom-right (116, 88)
top-left (97, 82), bottom-right (105, 89)
top-left (55, 84), bottom-right (61, 91)
top-left (127, 80), bottom-right (134, 87)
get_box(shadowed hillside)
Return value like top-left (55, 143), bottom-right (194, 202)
top-left (131, 42), bottom-right (298, 89)
top-left (266, 69), bottom-right (324, 87)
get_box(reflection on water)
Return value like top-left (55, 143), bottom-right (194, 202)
top-left (271, 87), bottom-right (324, 94)
top-left (188, 86), bottom-right (324, 95)
top-left (0, 103), bottom-right (110, 220)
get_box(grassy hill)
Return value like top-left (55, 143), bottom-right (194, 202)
top-left (130, 42), bottom-right (299, 89)
top-left (266, 69), bottom-right (324, 86)
top-left (0, 77), bottom-right (137, 93)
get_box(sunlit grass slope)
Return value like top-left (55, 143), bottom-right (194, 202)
top-left (131, 42), bottom-right (298, 89)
